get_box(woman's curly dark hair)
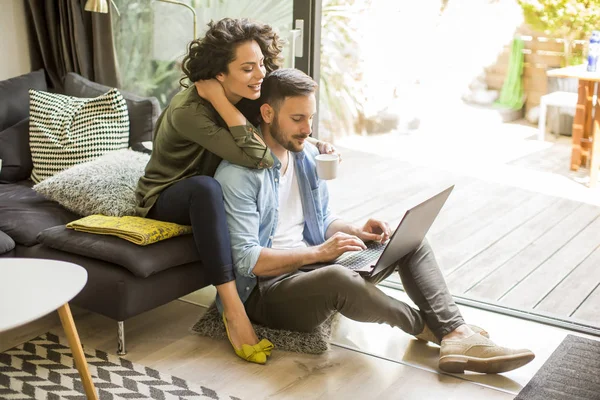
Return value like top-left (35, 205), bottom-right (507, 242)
top-left (180, 18), bottom-right (284, 88)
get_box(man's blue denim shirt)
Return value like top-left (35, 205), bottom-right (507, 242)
top-left (213, 144), bottom-right (338, 311)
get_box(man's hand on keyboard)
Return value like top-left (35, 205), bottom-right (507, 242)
top-left (356, 218), bottom-right (391, 243)
top-left (316, 232), bottom-right (366, 262)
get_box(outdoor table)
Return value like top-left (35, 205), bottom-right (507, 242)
top-left (547, 65), bottom-right (600, 187)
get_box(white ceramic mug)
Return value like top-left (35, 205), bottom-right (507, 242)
top-left (315, 154), bottom-right (339, 180)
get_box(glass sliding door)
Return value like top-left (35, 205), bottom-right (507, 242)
top-left (111, 0), bottom-right (320, 109)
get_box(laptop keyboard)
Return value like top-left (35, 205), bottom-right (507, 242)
top-left (337, 241), bottom-right (387, 270)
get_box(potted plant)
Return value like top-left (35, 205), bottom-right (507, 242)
top-left (518, 0), bottom-right (600, 66)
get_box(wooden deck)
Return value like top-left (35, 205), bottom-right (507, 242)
top-left (327, 136), bottom-right (600, 329)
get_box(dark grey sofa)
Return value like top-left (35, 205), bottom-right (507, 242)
top-left (0, 231), bottom-right (15, 257)
top-left (0, 70), bottom-right (210, 354)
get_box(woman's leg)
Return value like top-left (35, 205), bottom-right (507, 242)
top-left (148, 175), bottom-right (259, 348)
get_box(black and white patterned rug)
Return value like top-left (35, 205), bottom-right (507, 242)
top-left (0, 332), bottom-right (240, 400)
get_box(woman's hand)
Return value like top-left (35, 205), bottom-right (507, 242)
top-left (312, 139), bottom-right (342, 163)
top-left (194, 79), bottom-right (225, 103)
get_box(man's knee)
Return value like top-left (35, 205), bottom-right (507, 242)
top-left (315, 265), bottom-right (375, 312)
top-left (416, 237), bottom-right (434, 256)
top-left (319, 265), bottom-right (364, 293)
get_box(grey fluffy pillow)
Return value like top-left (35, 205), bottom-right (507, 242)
top-left (33, 149), bottom-right (149, 217)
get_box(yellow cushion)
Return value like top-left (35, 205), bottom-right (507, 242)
top-left (66, 215), bottom-right (192, 246)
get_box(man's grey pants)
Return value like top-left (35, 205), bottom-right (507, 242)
top-left (245, 239), bottom-right (465, 341)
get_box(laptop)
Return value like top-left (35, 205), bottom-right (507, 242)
top-left (302, 185), bottom-right (454, 276)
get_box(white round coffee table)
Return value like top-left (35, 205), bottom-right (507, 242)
top-left (0, 258), bottom-right (98, 399)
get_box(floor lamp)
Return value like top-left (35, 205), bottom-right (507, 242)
top-left (84, 0), bottom-right (197, 39)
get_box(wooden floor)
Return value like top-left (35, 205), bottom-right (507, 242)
top-left (329, 135), bottom-right (600, 329)
top-left (0, 301), bottom-right (516, 400)
top-left (4, 123), bottom-right (600, 398)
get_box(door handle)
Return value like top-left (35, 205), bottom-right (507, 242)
top-left (294, 19), bottom-right (304, 58)
top-left (289, 19), bottom-right (305, 68)
top-left (290, 29), bottom-right (301, 69)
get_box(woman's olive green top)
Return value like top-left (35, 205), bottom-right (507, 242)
top-left (135, 86), bottom-right (274, 217)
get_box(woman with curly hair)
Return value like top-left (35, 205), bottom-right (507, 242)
top-left (136, 17), bottom-right (336, 364)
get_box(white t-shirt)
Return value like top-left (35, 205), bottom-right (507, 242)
top-left (271, 154), bottom-right (307, 249)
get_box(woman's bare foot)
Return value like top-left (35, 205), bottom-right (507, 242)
top-left (223, 310), bottom-right (259, 349)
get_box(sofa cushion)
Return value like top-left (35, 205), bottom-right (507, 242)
top-left (64, 72), bottom-right (161, 146)
top-left (33, 149), bottom-right (149, 217)
top-left (0, 182), bottom-right (79, 246)
top-left (37, 226), bottom-right (201, 278)
top-left (0, 69), bottom-right (47, 131)
top-left (29, 88), bottom-right (130, 183)
top-left (0, 230), bottom-right (15, 255)
top-left (17, 243), bottom-right (209, 321)
top-left (0, 118), bottom-right (33, 183)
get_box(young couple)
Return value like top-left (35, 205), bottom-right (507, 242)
top-left (136, 18), bottom-right (535, 374)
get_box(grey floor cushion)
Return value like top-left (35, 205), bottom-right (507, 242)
top-left (191, 304), bottom-right (334, 354)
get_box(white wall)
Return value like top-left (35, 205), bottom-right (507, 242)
top-left (0, 0), bottom-right (32, 80)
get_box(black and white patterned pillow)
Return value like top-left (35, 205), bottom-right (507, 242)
top-left (29, 88), bottom-right (130, 183)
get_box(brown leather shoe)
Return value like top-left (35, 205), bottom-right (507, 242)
top-left (439, 333), bottom-right (535, 374)
top-left (415, 324), bottom-right (489, 346)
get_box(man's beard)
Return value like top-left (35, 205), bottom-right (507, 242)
top-left (271, 116), bottom-right (304, 153)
